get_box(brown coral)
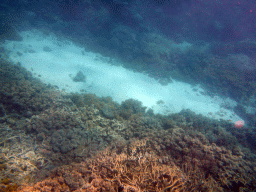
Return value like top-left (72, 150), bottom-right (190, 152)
top-left (17, 147), bottom-right (186, 192)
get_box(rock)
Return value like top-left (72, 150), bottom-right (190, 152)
top-left (43, 46), bottom-right (52, 52)
top-left (72, 71), bottom-right (86, 82)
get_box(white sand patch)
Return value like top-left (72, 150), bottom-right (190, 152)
top-left (2, 29), bottom-right (243, 123)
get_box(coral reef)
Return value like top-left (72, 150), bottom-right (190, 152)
top-left (0, 58), bottom-right (256, 192)
top-left (0, 123), bottom-right (47, 191)
top-left (205, 56), bottom-right (256, 100)
top-left (0, 59), bottom-right (65, 119)
top-left (17, 147), bottom-right (187, 192)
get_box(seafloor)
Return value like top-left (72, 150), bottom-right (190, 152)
top-left (0, 58), bottom-right (256, 192)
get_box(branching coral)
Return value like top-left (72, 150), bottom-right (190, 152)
top-left (17, 146), bottom-right (187, 192)
top-left (1, 58), bottom-right (256, 192)
top-left (0, 126), bottom-right (48, 188)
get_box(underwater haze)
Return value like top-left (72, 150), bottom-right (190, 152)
top-left (0, 0), bottom-right (256, 191)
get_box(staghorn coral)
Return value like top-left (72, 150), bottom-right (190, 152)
top-left (17, 147), bottom-right (187, 192)
top-left (3, 106), bottom-right (256, 191)
top-left (0, 124), bottom-right (48, 187)
top-left (119, 113), bottom-right (256, 191)
top-left (1, 58), bottom-right (256, 191)
top-left (147, 127), bottom-right (256, 191)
